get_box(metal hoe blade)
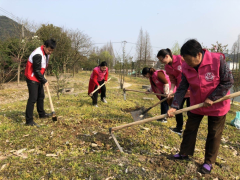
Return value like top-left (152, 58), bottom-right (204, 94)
top-left (130, 107), bottom-right (147, 121)
top-left (124, 93), bottom-right (126, 101)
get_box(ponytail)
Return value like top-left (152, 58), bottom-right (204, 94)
top-left (149, 68), bottom-right (156, 76)
top-left (142, 67), bottom-right (156, 76)
top-left (157, 48), bottom-right (173, 59)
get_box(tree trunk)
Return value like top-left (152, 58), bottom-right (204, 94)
top-left (73, 64), bottom-right (76, 77)
top-left (63, 63), bottom-right (66, 75)
top-left (17, 62), bottom-right (21, 86)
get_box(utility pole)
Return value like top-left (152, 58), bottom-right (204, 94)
top-left (22, 23), bottom-right (24, 38)
top-left (120, 41), bottom-right (127, 89)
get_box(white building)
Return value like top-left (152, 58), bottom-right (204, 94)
top-left (227, 62), bottom-right (239, 70)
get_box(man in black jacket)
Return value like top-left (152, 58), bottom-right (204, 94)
top-left (24, 39), bottom-right (56, 126)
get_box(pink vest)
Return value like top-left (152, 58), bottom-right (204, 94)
top-left (90, 66), bottom-right (108, 81)
top-left (150, 70), bottom-right (174, 100)
top-left (165, 55), bottom-right (183, 87)
top-left (182, 50), bottom-right (230, 116)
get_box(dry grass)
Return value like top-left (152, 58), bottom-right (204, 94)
top-left (0, 72), bottom-right (240, 179)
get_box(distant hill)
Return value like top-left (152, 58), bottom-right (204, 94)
top-left (0, 16), bottom-right (31, 41)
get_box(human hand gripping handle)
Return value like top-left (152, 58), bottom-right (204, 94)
top-left (109, 91), bottom-right (240, 132)
top-left (89, 78), bottom-right (111, 96)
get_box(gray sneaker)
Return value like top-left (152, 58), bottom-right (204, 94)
top-left (157, 118), bottom-right (167, 123)
top-left (93, 104), bottom-right (98, 107)
top-left (101, 98), bottom-right (107, 103)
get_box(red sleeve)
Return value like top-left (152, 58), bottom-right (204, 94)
top-left (104, 70), bottom-right (109, 81)
top-left (92, 70), bottom-right (99, 86)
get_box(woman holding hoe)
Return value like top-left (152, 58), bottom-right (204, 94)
top-left (157, 48), bottom-right (190, 135)
top-left (88, 61), bottom-right (109, 107)
top-left (142, 67), bottom-right (175, 123)
top-left (167, 39), bottom-right (233, 174)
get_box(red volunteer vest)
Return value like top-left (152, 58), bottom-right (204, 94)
top-left (24, 45), bottom-right (49, 82)
top-left (90, 66), bottom-right (108, 82)
top-left (182, 50), bottom-right (230, 116)
top-left (150, 70), bottom-right (174, 100)
top-left (165, 55), bottom-right (183, 87)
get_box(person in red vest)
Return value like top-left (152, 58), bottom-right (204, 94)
top-left (157, 49), bottom-right (190, 135)
top-left (88, 61), bottom-right (108, 107)
top-left (142, 67), bottom-right (176, 123)
top-left (25, 39), bottom-right (56, 127)
top-left (167, 39), bottom-right (233, 174)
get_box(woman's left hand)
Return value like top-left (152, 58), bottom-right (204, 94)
top-left (203, 98), bottom-right (213, 107)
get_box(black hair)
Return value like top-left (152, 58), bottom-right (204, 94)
top-left (180, 39), bottom-right (202, 57)
top-left (157, 48), bottom-right (173, 59)
top-left (99, 61), bottom-right (107, 67)
top-left (142, 67), bottom-right (155, 76)
top-left (44, 39), bottom-right (56, 49)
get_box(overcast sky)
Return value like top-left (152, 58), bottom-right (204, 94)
top-left (0, 0), bottom-right (240, 59)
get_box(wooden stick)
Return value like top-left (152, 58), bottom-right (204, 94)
top-left (46, 85), bottom-right (55, 113)
top-left (124, 89), bottom-right (167, 97)
top-left (140, 97), bottom-right (168, 116)
top-left (44, 75), bottom-right (57, 121)
top-left (89, 78), bottom-right (111, 96)
top-left (110, 91), bottom-right (240, 132)
top-left (111, 133), bottom-right (124, 153)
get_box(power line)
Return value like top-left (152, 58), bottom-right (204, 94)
top-left (0, 7), bottom-right (21, 22)
top-left (92, 42), bottom-right (122, 45)
top-left (93, 41), bottom-right (165, 49)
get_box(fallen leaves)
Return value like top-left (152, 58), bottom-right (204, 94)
top-left (46, 154), bottom-right (58, 157)
top-left (0, 163), bottom-right (9, 171)
top-left (91, 143), bottom-right (98, 147)
top-left (12, 148), bottom-right (28, 159)
top-left (0, 156), bottom-right (7, 161)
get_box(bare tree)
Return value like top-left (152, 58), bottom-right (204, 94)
top-left (68, 29), bottom-right (92, 76)
top-left (99, 41), bottom-right (115, 68)
top-left (4, 20), bottom-right (41, 85)
top-left (143, 31), bottom-right (153, 65)
top-left (135, 28), bottom-right (145, 74)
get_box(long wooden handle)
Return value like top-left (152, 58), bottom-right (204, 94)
top-left (111, 91), bottom-right (240, 132)
top-left (124, 89), bottom-right (167, 97)
top-left (141, 97), bottom-right (168, 115)
top-left (89, 78), bottom-right (111, 96)
top-left (46, 85), bottom-right (55, 112)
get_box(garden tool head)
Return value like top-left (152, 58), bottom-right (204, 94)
top-left (52, 112), bottom-right (57, 121)
top-left (130, 107), bottom-right (147, 121)
top-left (123, 88), bottom-right (126, 101)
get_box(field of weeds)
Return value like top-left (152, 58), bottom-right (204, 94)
top-left (0, 72), bottom-right (240, 179)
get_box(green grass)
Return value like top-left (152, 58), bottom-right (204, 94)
top-left (0, 72), bottom-right (240, 179)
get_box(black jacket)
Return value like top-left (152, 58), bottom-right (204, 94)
top-left (31, 54), bottom-right (47, 84)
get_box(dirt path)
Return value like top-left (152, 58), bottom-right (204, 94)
top-left (110, 74), bottom-right (133, 89)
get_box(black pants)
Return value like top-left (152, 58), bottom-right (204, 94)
top-left (180, 111), bottom-right (226, 164)
top-left (92, 80), bottom-right (106, 105)
top-left (25, 79), bottom-right (46, 123)
top-left (160, 97), bottom-right (169, 115)
top-left (176, 98), bottom-right (190, 129)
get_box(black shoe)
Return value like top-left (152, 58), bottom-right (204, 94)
top-left (170, 127), bottom-right (182, 135)
top-left (39, 113), bottom-right (52, 119)
top-left (25, 121), bottom-right (40, 127)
